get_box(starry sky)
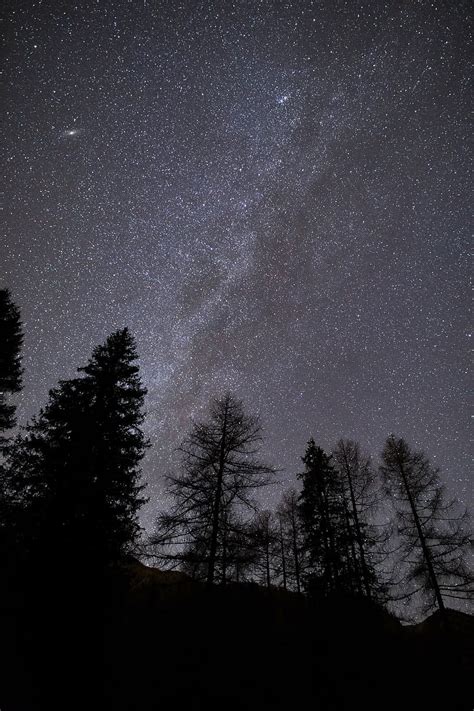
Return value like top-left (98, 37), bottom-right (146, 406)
top-left (2, 1), bottom-right (471, 530)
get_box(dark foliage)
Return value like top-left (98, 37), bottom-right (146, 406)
top-left (0, 306), bottom-right (472, 711)
top-left (298, 439), bottom-right (352, 595)
top-left (3, 328), bottom-right (147, 566)
top-left (0, 289), bottom-right (24, 572)
top-left (0, 288), bottom-right (23, 447)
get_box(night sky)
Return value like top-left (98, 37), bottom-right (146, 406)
top-left (3, 1), bottom-right (471, 530)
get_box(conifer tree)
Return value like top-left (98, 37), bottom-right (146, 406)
top-left (380, 435), bottom-right (473, 617)
top-left (6, 328), bottom-right (147, 565)
top-left (277, 489), bottom-right (303, 593)
top-left (0, 289), bottom-right (24, 561)
top-left (152, 393), bottom-right (274, 585)
top-left (297, 439), bottom-right (349, 595)
top-left (248, 510), bottom-right (279, 588)
top-left (0, 289), bottom-right (23, 448)
top-left (217, 510), bottom-right (255, 584)
top-left (78, 328), bottom-right (148, 559)
top-left (333, 439), bottom-right (387, 600)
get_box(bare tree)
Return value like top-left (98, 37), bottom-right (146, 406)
top-left (247, 510), bottom-right (280, 588)
top-left (151, 393), bottom-right (274, 585)
top-left (380, 436), bottom-right (473, 617)
top-left (333, 439), bottom-right (388, 600)
top-left (277, 489), bottom-right (303, 593)
top-left (277, 511), bottom-right (287, 591)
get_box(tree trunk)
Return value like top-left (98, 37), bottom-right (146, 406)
top-left (206, 403), bottom-right (228, 586)
top-left (290, 508), bottom-right (301, 594)
top-left (341, 447), bottom-right (372, 598)
top-left (279, 517), bottom-right (287, 591)
top-left (398, 458), bottom-right (446, 618)
top-left (265, 537), bottom-right (271, 589)
top-left (320, 488), bottom-right (335, 592)
top-left (343, 496), bottom-right (360, 595)
top-left (221, 512), bottom-right (227, 584)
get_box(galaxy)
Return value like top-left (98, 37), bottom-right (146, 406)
top-left (2, 1), bottom-right (471, 530)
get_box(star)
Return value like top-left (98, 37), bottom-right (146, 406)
top-left (2, 0), bottom-right (471, 540)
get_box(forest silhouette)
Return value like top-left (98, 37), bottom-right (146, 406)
top-left (0, 288), bottom-right (472, 710)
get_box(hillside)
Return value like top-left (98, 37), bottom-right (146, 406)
top-left (1, 561), bottom-right (472, 710)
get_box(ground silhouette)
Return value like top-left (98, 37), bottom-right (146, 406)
top-left (1, 558), bottom-right (471, 710)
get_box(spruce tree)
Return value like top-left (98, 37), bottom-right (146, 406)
top-left (0, 289), bottom-right (24, 563)
top-left (7, 328), bottom-right (147, 566)
top-left (77, 328), bottom-right (148, 560)
top-left (297, 439), bottom-right (349, 596)
top-left (0, 289), bottom-right (23, 448)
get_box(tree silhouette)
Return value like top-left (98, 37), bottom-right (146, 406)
top-left (0, 289), bottom-right (24, 564)
top-left (179, 510), bottom-right (254, 583)
top-left (277, 489), bottom-right (303, 593)
top-left (0, 289), bottom-right (23, 449)
top-left (380, 435), bottom-right (473, 617)
top-left (248, 510), bottom-right (279, 588)
top-left (77, 328), bottom-right (148, 560)
top-left (6, 328), bottom-right (147, 565)
top-left (297, 439), bottom-right (371, 596)
top-left (333, 439), bottom-right (388, 600)
top-left (218, 510), bottom-right (256, 584)
top-left (277, 509), bottom-right (287, 590)
top-left (152, 393), bottom-right (274, 585)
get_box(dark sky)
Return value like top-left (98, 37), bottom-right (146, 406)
top-left (3, 1), bottom-right (471, 530)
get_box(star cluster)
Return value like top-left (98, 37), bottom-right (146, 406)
top-left (2, 1), bottom-right (471, 529)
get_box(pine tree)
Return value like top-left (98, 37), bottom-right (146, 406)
top-left (6, 328), bottom-right (147, 566)
top-left (0, 289), bottom-right (23, 448)
top-left (152, 393), bottom-right (274, 585)
top-left (297, 439), bottom-right (349, 596)
top-left (380, 435), bottom-right (473, 617)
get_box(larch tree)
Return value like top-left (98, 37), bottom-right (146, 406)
top-left (277, 509), bottom-right (287, 591)
top-left (152, 393), bottom-right (274, 585)
top-left (333, 439), bottom-right (387, 600)
top-left (277, 488), bottom-right (303, 593)
top-left (248, 510), bottom-right (280, 588)
top-left (380, 435), bottom-right (473, 617)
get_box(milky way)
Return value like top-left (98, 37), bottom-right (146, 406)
top-left (2, 1), bottom-right (471, 529)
